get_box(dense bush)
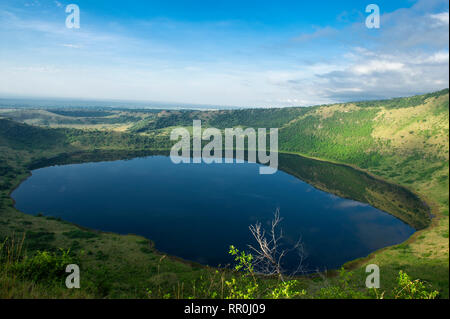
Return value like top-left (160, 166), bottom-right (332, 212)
top-left (9, 249), bottom-right (75, 283)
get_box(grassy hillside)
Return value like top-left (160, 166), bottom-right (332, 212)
top-left (276, 89), bottom-right (449, 296)
top-left (0, 89), bottom-right (448, 298)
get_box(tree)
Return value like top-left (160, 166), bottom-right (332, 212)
top-left (248, 209), bottom-right (306, 281)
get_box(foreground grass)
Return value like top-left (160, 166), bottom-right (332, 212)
top-left (0, 230), bottom-right (439, 299)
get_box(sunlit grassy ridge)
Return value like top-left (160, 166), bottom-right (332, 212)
top-left (276, 89), bottom-right (449, 297)
top-left (0, 89), bottom-right (448, 298)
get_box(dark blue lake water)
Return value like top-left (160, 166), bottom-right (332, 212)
top-left (12, 155), bottom-right (414, 272)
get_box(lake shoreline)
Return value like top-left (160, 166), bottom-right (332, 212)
top-left (8, 149), bottom-right (431, 275)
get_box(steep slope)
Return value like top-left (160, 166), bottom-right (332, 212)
top-left (277, 89), bottom-right (449, 295)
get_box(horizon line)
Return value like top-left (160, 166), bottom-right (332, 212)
top-left (0, 88), bottom-right (448, 111)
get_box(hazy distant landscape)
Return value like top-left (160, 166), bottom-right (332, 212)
top-left (0, 97), bottom-right (239, 110)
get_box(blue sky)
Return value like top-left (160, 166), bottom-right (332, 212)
top-left (0, 0), bottom-right (448, 107)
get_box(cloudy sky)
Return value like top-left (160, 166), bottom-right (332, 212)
top-left (0, 0), bottom-right (448, 107)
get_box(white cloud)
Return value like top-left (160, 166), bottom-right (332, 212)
top-left (429, 11), bottom-right (449, 26)
top-left (272, 3), bottom-right (449, 104)
top-left (352, 60), bottom-right (405, 75)
top-left (335, 201), bottom-right (368, 209)
top-left (317, 50), bottom-right (448, 101)
top-left (62, 43), bottom-right (82, 49)
top-left (410, 51), bottom-right (449, 64)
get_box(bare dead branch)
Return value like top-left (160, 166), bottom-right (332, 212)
top-left (247, 208), bottom-right (307, 280)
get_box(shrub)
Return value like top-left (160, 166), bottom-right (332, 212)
top-left (10, 249), bottom-right (75, 283)
top-left (393, 271), bottom-right (439, 299)
top-left (317, 268), bottom-right (367, 299)
top-left (226, 245), bottom-right (307, 299)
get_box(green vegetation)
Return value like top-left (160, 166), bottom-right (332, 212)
top-left (0, 108), bottom-right (142, 128)
top-left (0, 236), bottom-right (439, 299)
top-left (0, 89), bottom-right (448, 298)
top-left (48, 110), bottom-right (114, 118)
top-left (278, 153), bottom-right (431, 229)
